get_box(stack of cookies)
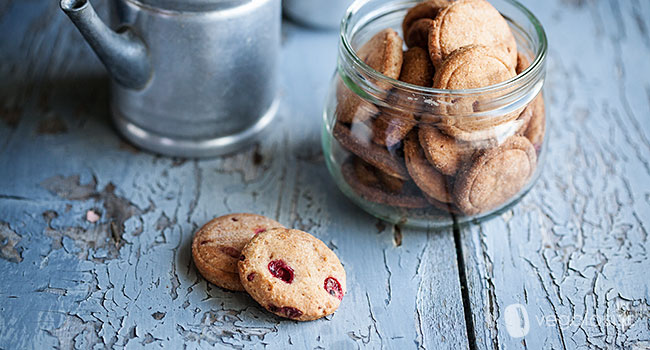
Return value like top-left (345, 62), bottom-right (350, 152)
top-left (333, 0), bottom-right (545, 216)
top-left (192, 213), bottom-right (346, 321)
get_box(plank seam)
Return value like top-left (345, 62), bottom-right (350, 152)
top-left (453, 218), bottom-right (478, 350)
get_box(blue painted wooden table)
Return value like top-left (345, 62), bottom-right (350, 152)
top-left (1, 0), bottom-right (649, 349)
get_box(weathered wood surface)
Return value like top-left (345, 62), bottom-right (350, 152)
top-left (1, 0), bottom-right (649, 349)
top-left (460, 0), bottom-right (650, 349)
top-left (0, 0), bottom-right (469, 349)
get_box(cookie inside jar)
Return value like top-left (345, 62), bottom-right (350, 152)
top-left (325, 0), bottom-right (548, 227)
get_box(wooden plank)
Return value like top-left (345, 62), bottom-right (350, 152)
top-left (0, 1), bottom-right (469, 348)
top-left (460, 0), bottom-right (650, 348)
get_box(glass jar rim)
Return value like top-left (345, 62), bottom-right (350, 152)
top-left (339, 0), bottom-right (548, 97)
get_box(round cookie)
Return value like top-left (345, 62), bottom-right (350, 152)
top-left (428, 0), bottom-right (518, 70)
top-left (376, 169), bottom-right (405, 193)
top-left (357, 28), bottom-right (404, 80)
top-left (514, 92), bottom-right (543, 135)
top-left (402, 0), bottom-right (456, 40)
top-left (342, 157), bottom-right (430, 208)
top-left (336, 29), bottom-right (403, 124)
top-left (524, 93), bottom-right (546, 152)
top-left (238, 228), bottom-right (346, 321)
top-left (367, 46), bottom-right (434, 146)
top-left (335, 80), bottom-right (379, 124)
top-left (192, 213), bottom-right (284, 291)
top-left (333, 121), bottom-right (409, 179)
top-left (433, 45), bottom-right (515, 91)
top-left (399, 47), bottom-right (435, 87)
top-left (353, 156), bottom-right (405, 193)
top-left (516, 52), bottom-right (531, 75)
top-left (371, 110), bottom-right (417, 147)
top-left (353, 155), bottom-right (382, 187)
top-left (404, 132), bottom-right (454, 203)
top-left (432, 45), bottom-right (518, 141)
top-left (418, 124), bottom-right (472, 175)
top-left (405, 18), bottom-right (435, 49)
top-left (453, 136), bottom-right (537, 215)
top-left (514, 99), bottom-right (534, 135)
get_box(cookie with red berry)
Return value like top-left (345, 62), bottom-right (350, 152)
top-left (238, 228), bottom-right (346, 321)
top-left (192, 213), bottom-right (284, 291)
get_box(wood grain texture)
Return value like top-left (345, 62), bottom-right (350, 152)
top-left (460, 0), bottom-right (650, 349)
top-left (0, 0), bottom-right (469, 348)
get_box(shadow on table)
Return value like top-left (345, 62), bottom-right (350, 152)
top-left (0, 74), bottom-right (112, 132)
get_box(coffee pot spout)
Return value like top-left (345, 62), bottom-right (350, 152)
top-left (60, 0), bottom-right (151, 89)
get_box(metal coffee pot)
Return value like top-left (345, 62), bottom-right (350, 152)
top-left (60, 0), bottom-right (280, 157)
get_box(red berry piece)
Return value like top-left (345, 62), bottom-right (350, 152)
top-left (324, 277), bottom-right (343, 300)
top-left (220, 246), bottom-right (240, 258)
top-left (254, 227), bottom-right (266, 235)
top-left (268, 259), bottom-right (294, 284)
top-left (247, 272), bottom-right (256, 281)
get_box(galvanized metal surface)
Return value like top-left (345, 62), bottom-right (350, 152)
top-left (0, 0), bottom-right (649, 349)
top-left (283, 0), bottom-right (353, 29)
top-left (61, 0), bottom-right (281, 157)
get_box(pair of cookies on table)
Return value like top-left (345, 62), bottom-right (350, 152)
top-left (192, 213), bottom-right (346, 321)
top-left (334, 0), bottom-right (545, 216)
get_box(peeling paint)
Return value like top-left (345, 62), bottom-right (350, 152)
top-left (41, 175), bottom-right (97, 201)
top-left (393, 225), bottom-right (402, 247)
top-left (375, 220), bottom-right (386, 233)
top-left (47, 314), bottom-right (101, 350)
top-left (151, 312), bottom-right (166, 320)
top-left (155, 213), bottom-right (173, 232)
top-left (175, 309), bottom-right (277, 345)
top-left (0, 222), bottom-right (22, 263)
top-left (40, 175), bottom-right (146, 260)
top-left (215, 144), bottom-right (270, 183)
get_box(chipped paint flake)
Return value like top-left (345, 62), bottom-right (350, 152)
top-left (0, 222), bottom-right (22, 263)
top-left (40, 175), bottom-right (146, 260)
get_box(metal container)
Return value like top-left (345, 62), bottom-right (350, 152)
top-left (60, 0), bottom-right (281, 157)
top-left (283, 0), bottom-right (352, 29)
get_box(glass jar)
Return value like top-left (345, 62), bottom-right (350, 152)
top-left (321, 0), bottom-right (548, 228)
